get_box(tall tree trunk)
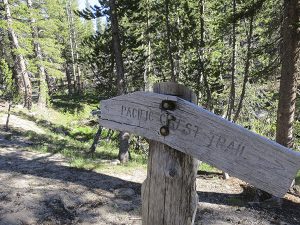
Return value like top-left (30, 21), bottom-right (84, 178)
top-left (143, 40), bottom-right (151, 91)
top-left (69, 2), bottom-right (82, 94)
top-left (174, 10), bottom-right (180, 78)
top-left (223, 0), bottom-right (237, 180)
top-left (4, 0), bottom-right (32, 109)
top-left (66, 0), bottom-right (77, 93)
top-left (184, 0), bottom-right (211, 108)
top-left (75, 47), bottom-right (82, 93)
top-left (143, 0), bottom-right (151, 91)
top-left (89, 126), bottom-right (102, 154)
top-left (164, 0), bottom-right (176, 82)
top-left (226, 0), bottom-right (237, 121)
top-left (65, 64), bottom-right (73, 95)
top-left (233, 14), bottom-right (254, 122)
top-left (109, 0), bottom-right (129, 163)
top-left (276, 0), bottom-right (299, 148)
top-left (45, 70), bottom-right (52, 95)
top-left (27, 0), bottom-right (48, 108)
top-left (199, 0), bottom-right (212, 109)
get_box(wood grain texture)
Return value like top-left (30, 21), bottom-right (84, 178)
top-left (141, 82), bottom-right (199, 225)
top-left (100, 91), bottom-right (300, 197)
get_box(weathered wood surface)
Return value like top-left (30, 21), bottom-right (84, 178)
top-left (100, 91), bottom-right (300, 197)
top-left (141, 82), bottom-right (199, 225)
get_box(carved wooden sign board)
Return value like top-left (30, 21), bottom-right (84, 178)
top-left (100, 91), bottom-right (300, 197)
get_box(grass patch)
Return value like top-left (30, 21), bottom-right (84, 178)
top-left (50, 93), bottom-right (99, 115)
top-left (22, 128), bottom-right (147, 172)
top-left (200, 162), bottom-right (221, 173)
top-left (8, 101), bottom-right (147, 174)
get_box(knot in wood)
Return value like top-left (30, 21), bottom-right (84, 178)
top-left (168, 168), bottom-right (177, 177)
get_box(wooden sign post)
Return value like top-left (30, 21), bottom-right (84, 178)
top-left (99, 82), bottom-right (300, 224)
top-left (141, 82), bottom-right (199, 225)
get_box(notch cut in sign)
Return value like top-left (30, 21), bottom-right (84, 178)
top-left (99, 91), bottom-right (300, 197)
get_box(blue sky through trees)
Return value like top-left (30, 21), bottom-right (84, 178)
top-left (78, 0), bottom-right (99, 10)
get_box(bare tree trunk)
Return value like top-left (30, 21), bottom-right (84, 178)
top-left (198, 0), bottom-right (212, 110)
top-left (109, 0), bottom-right (129, 163)
top-left (27, 0), bottom-right (48, 108)
top-left (5, 102), bottom-right (11, 131)
top-left (226, 0), bottom-right (237, 121)
top-left (174, 10), bottom-right (181, 79)
top-left (4, 0), bottom-right (32, 109)
top-left (223, 0), bottom-right (237, 180)
top-left (233, 14), bottom-right (254, 122)
top-left (89, 126), bottom-right (102, 154)
top-left (75, 49), bottom-right (82, 93)
top-left (143, 40), bottom-right (151, 91)
top-left (164, 0), bottom-right (176, 82)
top-left (143, 0), bottom-right (151, 91)
top-left (184, 0), bottom-right (211, 108)
top-left (65, 64), bottom-right (73, 95)
top-left (69, 3), bottom-right (82, 94)
top-left (66, 0), bottom-right (77, 93)
top-left (45, 70), bottom-right (52, 95)
top-left (276, 0), bottom-right (299, 148)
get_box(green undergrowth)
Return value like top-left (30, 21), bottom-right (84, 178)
top-left (20, 123), bottom-right (147, 173)
top-left (8, 96), bottom-right (147, 173)
top-left (200, 163), bottom-right (220, 173)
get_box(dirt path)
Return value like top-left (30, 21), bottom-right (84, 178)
top-left (0, 146), bottom-right (143, 225)
top-left (1, 144), bottom-right (300, 225)
top-left (0, 113), bottom-right (300, 224)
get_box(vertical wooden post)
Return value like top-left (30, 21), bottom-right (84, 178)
top-left (142, 82), bottom-right (199, 225)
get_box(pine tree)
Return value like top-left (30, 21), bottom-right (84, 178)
top-left (276, 0), bottom-right (299, 148)
top-left (3, 0), bottom-right (32, 109)
top-left (27, 0), bottom-right (48, 107)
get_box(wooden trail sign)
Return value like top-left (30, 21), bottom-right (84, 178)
top-left (100, 91), bottom-right (300, 197)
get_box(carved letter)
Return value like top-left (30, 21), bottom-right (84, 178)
top-left (132, 108), bottom-right (137, 118)
top-left (182, 123), bottom-right (192, 135)
top-left (126, 107), bottom-right (132, 117)
top-left (216, 136), bottom-right (226, 148)
top-left (121, 105), bottom-right (126, 115)
top-left (225, 141), bottom-right (235, 152)
top-left (170, 118), bottom-right (180, 130)
top-left (193, 125), bottom-right (199, 137)
top-left (160, 113), bottom-right (167, 125)
top-left (206, 134), bottom-right (215, 148)
top-left (139, 109), bottom-right (145, 120)
top-left (239, 146), bottom-right (245, 156)
top-left (149, 111), bottom-right (154, 121)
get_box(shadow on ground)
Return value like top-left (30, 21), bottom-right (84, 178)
top-left (197, 188), bottom-right (300, 224)
top-left (0, 149), bottom-right (141, 193)
top-left (1, 126), bottom-right (300, 224)
top-left (0, 125), bottom-right (120, 163)
top-left (0, 148), bottom-right (141, 224)
top-left (50, 93), bottom-right (99, 114)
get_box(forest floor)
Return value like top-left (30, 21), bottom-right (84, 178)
top-left (1, 110), bottom-right (300, 225)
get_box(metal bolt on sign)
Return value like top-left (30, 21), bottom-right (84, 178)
top-left (160, 100), bottom-right (176, 136)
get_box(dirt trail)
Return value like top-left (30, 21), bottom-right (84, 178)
top-left (0, 113), bottom-right (300, 224)
top-left (1, 144), bottom-right (300, 225)
top-left (0, 113), bottom-right (45, 134)
top-left (0, 146), bottom-right (142, 225)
